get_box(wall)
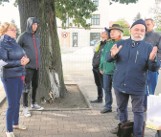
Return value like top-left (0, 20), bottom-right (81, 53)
top-left (57, 0), bottom-right (110, 47)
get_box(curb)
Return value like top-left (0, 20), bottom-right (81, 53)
top-left (36, 84), bottom-right (93, 111)
top-left (36, 83), bottom-right (93, 111)
top-left (78, 84), bottom-right (93, 109)
top-left (64, 81), bottom-right (93, 110)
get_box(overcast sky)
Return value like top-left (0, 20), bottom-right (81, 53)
top-left (0, 0), bottom-right (156, 28)
top-left (109, 0), bottom-right (156, 24)
top-left (0, 0), bottom-right (19, 26)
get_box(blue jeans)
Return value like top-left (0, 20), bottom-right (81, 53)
top-left (146, 70), bottom-right (158, 95)
top-left (114, 89), bottom-right (145, 137)
top-left (144, 70), bottom-right (159, 109)
top-left (1, 77), bottom-right (23, 132)
top-left (103, 74), bottom-right (113, 110)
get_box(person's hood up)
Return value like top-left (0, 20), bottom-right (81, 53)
top-left (26, 17), bottom-right (40, 33)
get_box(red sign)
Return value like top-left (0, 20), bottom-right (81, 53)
top-left (61, 32), bottom-right (68, 38)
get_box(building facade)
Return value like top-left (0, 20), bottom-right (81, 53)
top-left (57, 0), bottom-right (110, 47)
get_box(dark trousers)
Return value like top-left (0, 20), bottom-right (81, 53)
top-left (23, 68), bottom-right (39, 107)
top-left (92, 67), bottom-right (103, 100)
top-left (114, 89), bottom-right (145, 137)
top-left (1, 77), bottom-right (23, 132)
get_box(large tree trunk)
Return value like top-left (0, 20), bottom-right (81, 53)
top-left (17, 0), bottom-right (67, 103)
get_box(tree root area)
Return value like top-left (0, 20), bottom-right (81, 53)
top-left (41, 84), bottom-right (89, 109)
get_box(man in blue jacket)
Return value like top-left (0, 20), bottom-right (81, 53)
top-left (17, 17), bottom-right (44, 117)
top-left (109, 19), bottom-right (160, 137)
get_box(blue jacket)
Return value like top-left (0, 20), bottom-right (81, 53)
top-left (0, 35), bottom-right (26, 78)
top-left (107, 38), bottom-right (160, 95)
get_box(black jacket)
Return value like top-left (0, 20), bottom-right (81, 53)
top-left (92, 40), bottom-right (106, 68)
top-left (17, 17), bottom-right (41, 69)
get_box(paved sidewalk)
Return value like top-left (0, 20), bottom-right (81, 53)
top-left (0, 46), bottom-right (156, 137)
top-left (0, 81), bottom-right (5, 105)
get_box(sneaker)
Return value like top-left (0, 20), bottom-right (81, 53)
top-left (100, 108), bottom-right (112, 114)
top-left (6, 132), bottom-right (15, 137)
top-left (90, 99), bottom-right (102, 103)
top-left (110, 126), bottom-right (119, 134)
top-left (13, 125), bottom-right (27, 130)
top-left (31, 103), bottom-right (44, 110)
top-left (23, 107), bottom-right (31, 117)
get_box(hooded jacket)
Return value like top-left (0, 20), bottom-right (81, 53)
top-left (107, 38), bottom-right (160, 95)
top-left (17, 17), bottom-right (41, 69)
top-left (0, 35), bottom-right (26, 78)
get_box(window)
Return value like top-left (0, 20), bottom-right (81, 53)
top-left (91, 14), bottom-right (100, 25)
top-left (72, 32), bottom-right (78, 47)
top-left (93, 0), bottom-right (99, 7)
top-left (90, 33), bottom-right (100, 46)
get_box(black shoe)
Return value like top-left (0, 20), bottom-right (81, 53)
top-left (110, 126), bottom-right (118, 134)
top-left (100, 108), bottom-right (112, 113)
top-left (90, 99), bottom-right (102, 103)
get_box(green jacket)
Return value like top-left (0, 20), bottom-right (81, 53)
top-left (99, 40), bottom-right (116, 75)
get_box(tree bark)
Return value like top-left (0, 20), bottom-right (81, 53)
top-left (17, 0), bottom-right (66, 103)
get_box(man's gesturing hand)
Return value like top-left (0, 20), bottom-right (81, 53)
top-left (149, 46), bottom-right (158, 61)
top-left (110, 44), bottom-right (122, 58)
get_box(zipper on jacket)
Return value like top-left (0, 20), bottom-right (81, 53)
top-left (135, 50), bottom-right (139, 63)
top-left (32, 34), bottom-right (39, 69)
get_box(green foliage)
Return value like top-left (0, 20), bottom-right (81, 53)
top-left (55, 0), bottom-right (97, 29)
top-left (55, 0), bottom-right (138, 29)
top-left (113, 18), bottom-right (130, 36)
top-left (0, 0), bottom-right (139, 29)
top-left (123, 28), bottom-right (130, 36)
top-left (0, 0), bottom-right (9, 5)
